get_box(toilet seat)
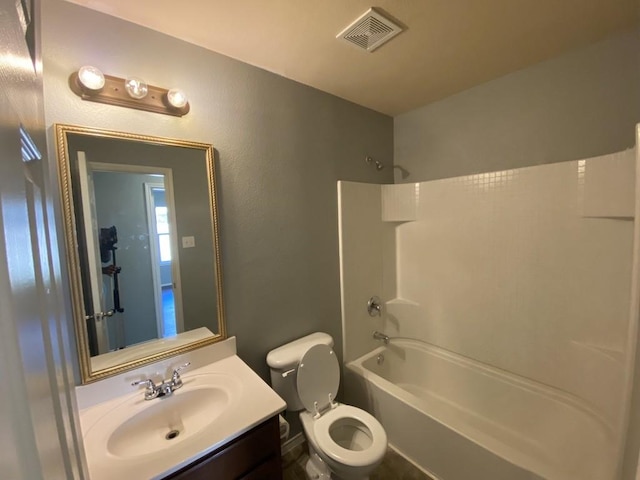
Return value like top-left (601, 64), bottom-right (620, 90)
top-left (312, 404), bottom-right (387, 468)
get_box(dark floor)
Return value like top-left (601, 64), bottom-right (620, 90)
top-left (282, 440), bottom-right (433, 480)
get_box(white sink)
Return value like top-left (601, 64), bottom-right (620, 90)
top-left (104, 383), bottom-right (231, 459)
top-left (78, 350), bottom-right (288, 480)
top-left (83, 372), bottom-right (241, 463)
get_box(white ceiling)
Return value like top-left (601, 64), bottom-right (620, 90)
top-left (64, 0), bottom-right (638, 116)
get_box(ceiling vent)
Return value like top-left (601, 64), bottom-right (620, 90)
top-left (337, 8), bottom-right (404, 52)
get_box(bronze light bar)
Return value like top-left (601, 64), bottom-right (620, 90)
top-left (69, 67), bottom-right (190, 117)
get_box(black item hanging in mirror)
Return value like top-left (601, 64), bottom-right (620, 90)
top-left (99, 225), bottom-right (124, 313)
top-left (99, 226), bottom-right (117, 262)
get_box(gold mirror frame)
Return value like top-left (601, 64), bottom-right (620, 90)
top-left (55, 124), bottom-right (226, 383)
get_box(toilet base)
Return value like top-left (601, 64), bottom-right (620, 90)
top-left (304, 444), bottom-right (370, 480)
top-left (305, 450), bottom-right (331, 479)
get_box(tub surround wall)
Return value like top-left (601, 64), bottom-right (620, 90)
top-left (41, 0), bottom-right (393, 385)
top-left (340, 149), bottom-right (636, 478)
top-left (338, 182), bottom-right (396, 363)
top-left (393, 152), bottom-right (634, 430)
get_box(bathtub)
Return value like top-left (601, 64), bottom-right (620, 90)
top-left (344, 339), bottom-right (617, 480)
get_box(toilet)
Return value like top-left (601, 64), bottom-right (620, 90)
top-left (267, 332), bottom-right (387, 480)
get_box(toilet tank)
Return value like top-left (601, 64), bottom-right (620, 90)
top-left (266, 332), bottom-right (333, 412)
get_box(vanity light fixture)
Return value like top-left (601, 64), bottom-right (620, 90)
top-left (77, 65), bottom-right (105, 92)
top-left (69, 67), bottom-right (190, 117)
top-left (124, 76), bottom-right (148, 99)
top-left (166, 88), bottom-right (188, 109)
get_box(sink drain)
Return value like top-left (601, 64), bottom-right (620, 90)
top-left (165, 430), bottom-right (180, 440)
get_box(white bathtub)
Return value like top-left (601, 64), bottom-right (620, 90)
top-left (344, 339), bottom-right (617, 480)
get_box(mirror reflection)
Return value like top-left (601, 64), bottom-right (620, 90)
top-left (56, 125), bottom-right (225, 382)
top-left (85, 165), bottom-right (181, 354)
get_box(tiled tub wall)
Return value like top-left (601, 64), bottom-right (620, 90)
top-left (339, 149), bottom-right (635, 438)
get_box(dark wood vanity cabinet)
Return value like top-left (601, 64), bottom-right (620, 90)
top-left (164, 416), bottom-right (282, 480)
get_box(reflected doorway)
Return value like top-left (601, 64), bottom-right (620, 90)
top-left (145, 184), bottom-right (177, 337)
top-left (78, 155), bottom-right (184, 355)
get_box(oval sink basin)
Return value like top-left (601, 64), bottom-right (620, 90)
top-left (79, 353), bottom-right (287, 480)
top-left (83, 373), bottom-right (241, 461)
top-left (107, 386), bottom-right (229, 458)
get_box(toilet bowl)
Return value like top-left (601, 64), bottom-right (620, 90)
top-left (267, 333), bottom-right (387, 480)
top-left (301, 404), bottom-right (387, 479)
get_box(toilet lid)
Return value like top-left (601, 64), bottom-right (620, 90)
top-left (297, 344), bottom-right (339, 414)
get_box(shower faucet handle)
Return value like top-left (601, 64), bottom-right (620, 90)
top-left (367, 296), bottom-right (382, 317)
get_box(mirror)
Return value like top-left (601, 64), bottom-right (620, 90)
top-left (55, 124), bottom-right (225, 383)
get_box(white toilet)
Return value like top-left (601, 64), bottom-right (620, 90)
top-left (267, 332), bottom-right (387, 480)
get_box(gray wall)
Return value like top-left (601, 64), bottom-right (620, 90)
top-left (394, 28), bottom-right (640, 182)
top-left (42, 0), bottom-right (393, 382)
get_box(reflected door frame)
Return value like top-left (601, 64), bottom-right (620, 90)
top-left (77, 151), bottom-right (109, 354)
top-left (144, 181), bottom-right (177, 338)
top-left (86, 161), bottom-right (185, 342)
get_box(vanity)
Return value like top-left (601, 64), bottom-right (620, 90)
top-left (165, 417), bottom-right (281, 479)
top-left (76, 338), bottom-right (286, 480)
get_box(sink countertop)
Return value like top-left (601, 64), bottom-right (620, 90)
top-left (79, 354), bottom-right (286, 480)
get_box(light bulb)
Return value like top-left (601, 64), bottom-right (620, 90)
top-left (166, 88), bottom-right (188, 109)
top-left (124, 77), bottom-right (148, 99)
top-left (77, 65), bottom-right (105, 91)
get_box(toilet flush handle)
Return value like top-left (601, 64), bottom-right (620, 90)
top-left (281, 368), bottom-right (296, 378)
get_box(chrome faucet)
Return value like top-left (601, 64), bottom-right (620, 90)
top-left (367, 296), bottom-right (382, 317)
top-left (132, 362), bottom-right (190, 400)
top-left (372, 331), bottom-right (390, 345)
top-left (131, 378), bottom-right (160, 400)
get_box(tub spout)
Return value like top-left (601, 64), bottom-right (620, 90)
top-left (373, 331), bottom-right (390, 345)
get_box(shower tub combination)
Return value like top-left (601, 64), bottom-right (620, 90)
top-left (344, 338), bottom-right (617, 480)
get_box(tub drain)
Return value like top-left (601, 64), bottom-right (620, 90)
top-left (165, 430), bottom-right (180, 440)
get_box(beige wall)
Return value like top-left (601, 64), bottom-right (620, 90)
top-left (394, 28), bottom-right (640, 182)
top-left (41, 0), bottom-right (393, 382)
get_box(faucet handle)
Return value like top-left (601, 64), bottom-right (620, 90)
top-left (131, 379), bottom-right (159, 400)
top-left (132, 378), bottom-right (155, 388)
top-left (171, 362), bottom-right (191, 389)
top-left (367, 296), bottom-right (382, 317)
